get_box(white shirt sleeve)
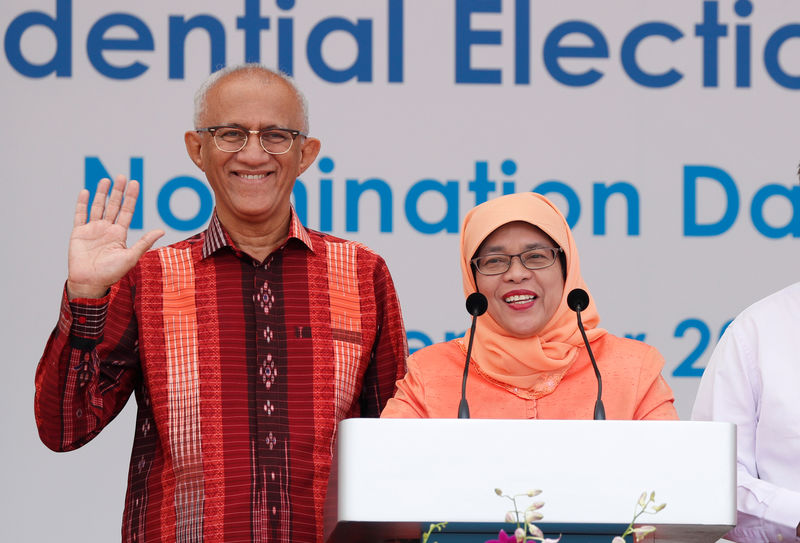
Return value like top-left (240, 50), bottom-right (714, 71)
top-left (692, 288), bottom-right (800, 543)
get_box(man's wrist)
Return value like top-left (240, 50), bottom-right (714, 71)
top-left (67, 280), bottom-right (110, 300)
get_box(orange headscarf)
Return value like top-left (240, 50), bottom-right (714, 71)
top-left (459, 192), bottom-right (607, 396)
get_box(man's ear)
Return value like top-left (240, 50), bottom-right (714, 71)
top-left (297, 137), bottom-right (321, 176)
top-left (184, 131), bottom-right (204, 170)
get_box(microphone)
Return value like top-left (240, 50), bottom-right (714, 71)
top-left (458, 292), bottom-right (488, 418)
top-left (567, 288), bottom-right (606, 420)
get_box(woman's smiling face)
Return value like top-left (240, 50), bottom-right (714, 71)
top-left (474, 221), bottom-right (565, 338)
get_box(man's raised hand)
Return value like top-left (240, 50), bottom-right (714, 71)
top-left (67, 175), bottom-right (165, 300)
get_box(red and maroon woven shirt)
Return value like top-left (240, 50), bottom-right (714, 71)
top-left (34, 210), bottom-right (408, 543)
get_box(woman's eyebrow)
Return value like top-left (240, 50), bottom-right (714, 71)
top-left (481, 241), bottom-right (548, 253)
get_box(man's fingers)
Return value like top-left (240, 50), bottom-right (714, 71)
top-left (116, 180), bottom-right (141, 230)
top-left (104, 175), bottom-right (128, 223)
top-left (88, 178), bottom-right (113, 222)
top-left (74, 189), bottom-right (90, 227)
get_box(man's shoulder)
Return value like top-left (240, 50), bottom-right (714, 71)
top-left (737, 281), bottom-right (800, 322)
top-left (721, 281), bottom-right (800, 346)
top-left (305, 229), bottom-right (385, 261)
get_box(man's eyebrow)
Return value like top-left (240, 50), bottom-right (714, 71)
top-left (214, 123), bottom-right (285, 130)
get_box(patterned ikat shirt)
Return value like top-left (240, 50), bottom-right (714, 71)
top-left (34, 210), bottom-right (408, 543)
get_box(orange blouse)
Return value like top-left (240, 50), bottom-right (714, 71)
top-left (382, 334), bottom-right (678, 420)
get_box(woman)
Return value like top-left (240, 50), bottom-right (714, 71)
top-left (382, 192), bottom-right (677, 419)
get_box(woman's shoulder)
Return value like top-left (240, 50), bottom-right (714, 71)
top-left (409, 338), bottom-right (465, 364)
top-left (399, 338), bottom-right (470, 393)
top-left (594, 332), bottom-right (651, 349)
top-left (592, 333), bottom-right (663, 365)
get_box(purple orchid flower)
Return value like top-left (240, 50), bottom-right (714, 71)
top-left (484, 529), bottom-right (518, 543)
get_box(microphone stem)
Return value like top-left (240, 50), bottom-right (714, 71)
top-left (458, 315), bottom-right (478, 419)
top-left (576, 309), bottom-right (605, 420)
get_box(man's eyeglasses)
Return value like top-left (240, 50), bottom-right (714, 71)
top-left (195, 126), bottom-right (307, 155)
top-left (471, 247), bottom-right (563, 276)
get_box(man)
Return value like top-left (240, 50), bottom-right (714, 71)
top-left (692, 282), bottom-right (800, 542)
top-left (34, 64), bottom-right (408, 543)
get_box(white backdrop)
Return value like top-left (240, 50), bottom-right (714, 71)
top-left (2, 1), bottom-right (799, 541)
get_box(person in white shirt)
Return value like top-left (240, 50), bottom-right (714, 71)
top-left (692, 282), bottom-right (800, 543)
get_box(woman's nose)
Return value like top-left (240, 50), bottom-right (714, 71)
top-left (503, 255), bottom-right (532, 280)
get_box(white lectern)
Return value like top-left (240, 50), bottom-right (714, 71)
top-left (325, 419), bottom-right (735, 543)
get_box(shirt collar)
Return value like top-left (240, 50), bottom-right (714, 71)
top-left (201, 207), bottom-right (315, 259)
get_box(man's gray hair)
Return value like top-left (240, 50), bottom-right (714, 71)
top-left (193, 63), bottom-right (310, 132)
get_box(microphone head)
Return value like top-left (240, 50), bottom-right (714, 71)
top-left (465, 292), bottom-right (488, 316)
top-left (567, 288), bottom-right (590, 312)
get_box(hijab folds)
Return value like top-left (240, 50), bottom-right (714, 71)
top-left (459, 192), bottom-right (607, 397)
